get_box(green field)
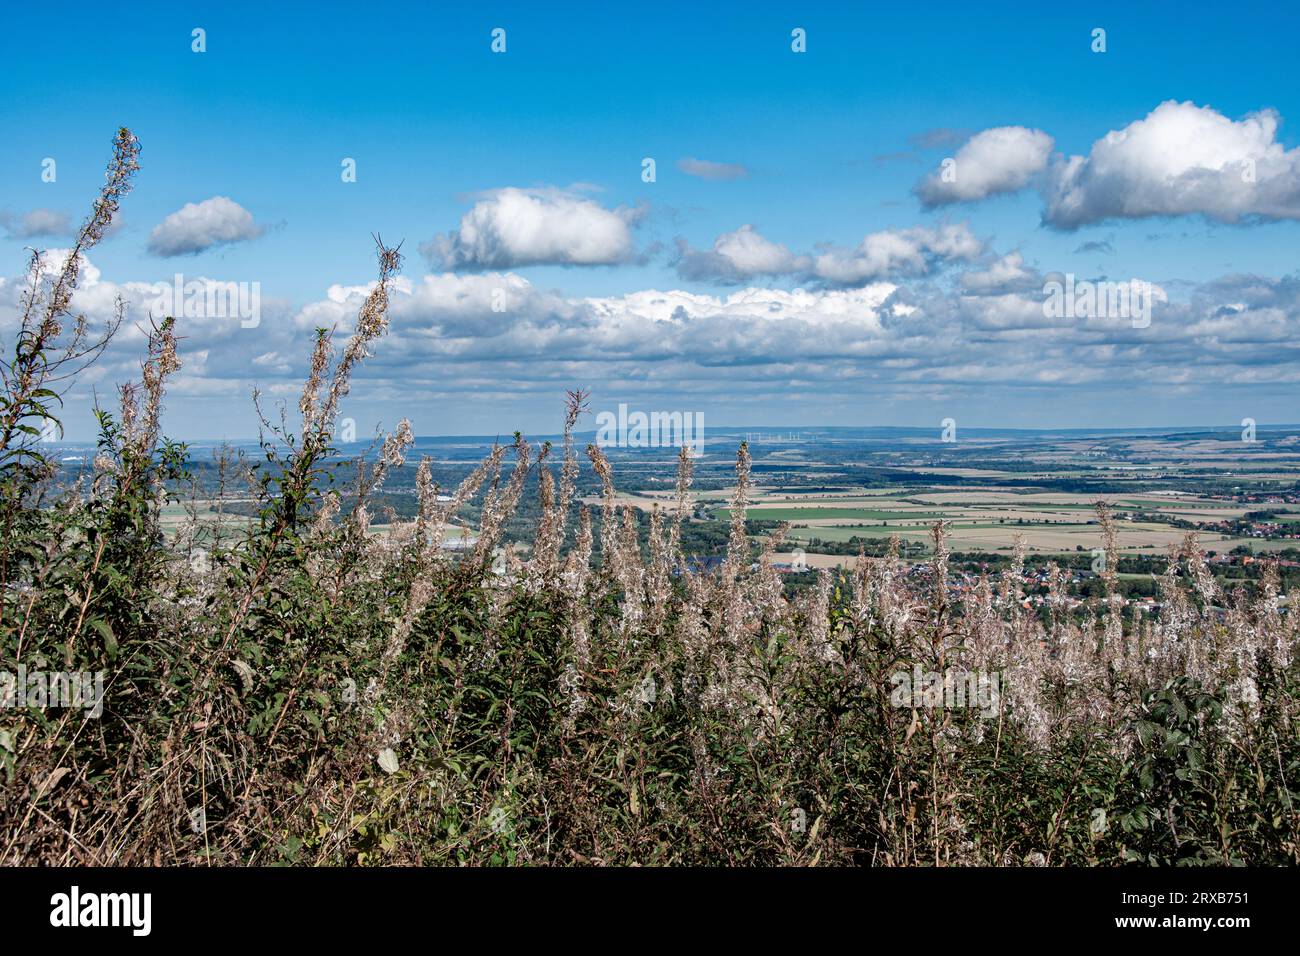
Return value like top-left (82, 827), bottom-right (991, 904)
top-left (720, 507), bottom-right (946, 522)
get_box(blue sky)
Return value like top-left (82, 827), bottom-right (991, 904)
top-left (3, 0), bottom-right (1300, 440)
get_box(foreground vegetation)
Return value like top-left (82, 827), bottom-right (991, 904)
top-left (1, 132), bottom-right (1297, 866)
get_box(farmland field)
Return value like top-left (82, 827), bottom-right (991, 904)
top-left (565, 425), bottom-right (1300, 562)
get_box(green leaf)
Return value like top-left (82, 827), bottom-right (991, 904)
top-left (90, 619), bottom-right (118, 657)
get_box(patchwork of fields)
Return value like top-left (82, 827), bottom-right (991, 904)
top-left (141, 426), bottom-right (1300, 563)
top-left (695, 490), bottom-right (1272, 555)
top-left (600, 428), bottom-right (1300, 559)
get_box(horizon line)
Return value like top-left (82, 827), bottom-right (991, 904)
top-left (42, 421), bottom-right (1300, 447)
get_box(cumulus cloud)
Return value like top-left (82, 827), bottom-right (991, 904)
top-left (421, 188), bottom-right (640, 270)
top-left (147, 197), bottom-right (264, 257)
top-left (284, 265), bottom-right (1300, 403)
top-left (959, 252), bottom-right (1039, 295)
top-left (674, 225), bottom-right (810, 283)
top-left (29, 248), bottom-right (101, 285)
top-left (811, 223), bottom-right (984, 284)
top-left (915, 127), bottom-right (1054, 206)
top-left (676, 158), bottom-right (749, 181)
top-left (302, 276), bottom-right (905, 373)
top-left (1044, 100), bottom-right (1300, 228)
top-left (0, 252), bottom-right (296, 419)
top-left (674, 223), bottom-right (982, 286)
top-left (928, 102), bottom-right (1300, 228)
top-left (1, 208), bottom-right (72, 239)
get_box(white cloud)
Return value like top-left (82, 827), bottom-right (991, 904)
top-left (959, 252), bottom-right (1038, 295)
top-left (811, 224), bottom-right (983, 284)
top-left (675, 225), bottom-right (809, 282)
top-left (252, 351), bottom-right (292, 373)
top-left (0, 253), bottom-right (296, 416)
top-left (1044, 100), bottom-right (1300, 228)
top-left (31, 248), bottom-right (102, 286)
top-left (422, 188), bottom-right (639, 269)
top-left (675, 223), bottom-right (982, 286)
top-left (0, 208), bottom-right (72, 239)
top-left (147, 197), bottom-right (264, 257)
top-left (915, 127), bottom-right (1054, 206)
top-left (677, 158), bottom-right (749, 181)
